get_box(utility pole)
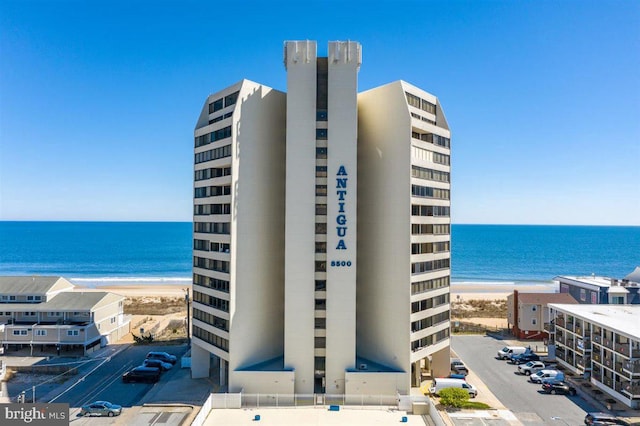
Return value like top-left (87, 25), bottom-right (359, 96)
top-left (184, 288), bottom-right (190, 346)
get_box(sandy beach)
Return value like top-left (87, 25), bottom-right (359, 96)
top-left (73, 284), bottom-right (190, 298)
top-left (74, 281), bottom-right (559, 301)
top-left (451, 281), bottom-right (558, 301)
top-left (71, 281), bottom-right (560, 332)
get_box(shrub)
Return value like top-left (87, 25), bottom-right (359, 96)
top-left (439, 387), bottom-right (469, 408)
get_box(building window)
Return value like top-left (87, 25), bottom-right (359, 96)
top-left (316, 147), bottom-right (328, 159)
top-left (36, 329), bottom-right (47, 336)
top-left (315, 242), bottom-right (327, 253)
top-left (13, 330), bottom-right (27, 336)
top-left (314, 356), bottom-right (326, 371)
top-left (315, 280), bottom-right (326, 291)
top-left (316, 110), bottom-right (328, 121)
top-left (580, 289), bottom-right (586, 302)
top-left (315, 318), bottom-right (326, 329)
top-left (316, 129), bottom-right (328, 140)
top-left (532, 306), bottom-right (537, 312)
top-left (315, 185), bottom-right (327, 196)
top-left (67, 330), bottom-right (79, 336)
top-left (224, 91), bottom-right (239, 107)
top-left (532, 319), bottom-right (537, 325)
top-left (315, 261), bottom-right (326, 272)
top-left (315, 204), bottom-right (327, 215)
top-left (316, 166), bottom-right (327, 177)
top-left (315, 223), bottom-right (327, 234)
top-left (315, 299), bottom-right (326, 310)
top-left (314, 337), bottom-right (326, 348)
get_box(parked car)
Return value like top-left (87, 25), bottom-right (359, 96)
top-left (429, 378), bottom-right (477, 398)
top-left (529, 369), bottom-right (564, 384)
top-left (541, 380), bottom-right (576, 395)
top-left (122, 366), bottom-right (161, 383)
top-left (509, 352), bottom-right (540, 364)
top-left (146, 351), bottom-right (178, 365)
top-left (448, 373), bottom-right (467, 380)
top-left (584, 412), bottom-right (631, 425)
top-left (143, 359), bottom-right (173, 371)
top-left (518, 360), bottom-right (546, 375)
top-left (450, 358), bottom-right (468, 375)
top-left (80, 401), bottom-right (122, 417)
top-left (497, 346), bottom-right (528, 360)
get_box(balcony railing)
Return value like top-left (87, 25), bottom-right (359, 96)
top-left (624, 361), bottom-right (640, 375)
top-left (592, 371), bottom-right (602, 382)
top-left (593, 353), bottom-right (602, 363)
top-left (603, 377), bottom-right (613, 388)
top-left (603, 357), bottom-right (613, 368)
top-left (615, 362), bottom-right (625, 374)
top-left (633, 349), bottom-right (640, 359)
top-left (544, 322), bottom-right (553, 332)
top-left (621, 383), bottom-right (640, 397)
top-left (616, 343), bottom-right (630, 356)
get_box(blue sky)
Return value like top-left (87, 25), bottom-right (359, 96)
top-left (1, 0), bottom-right (638, 225)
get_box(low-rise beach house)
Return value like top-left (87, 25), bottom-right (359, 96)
top-left (0, 276), bottom-right (130, 355)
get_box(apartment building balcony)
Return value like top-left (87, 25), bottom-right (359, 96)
top-left (603, 357), bottom-right (614, 369)
top-left (543, 322), bottom-right (553, 333)
top-left (566, 338), bottom-right (575, 348)
top-left (603, 376), bottom-right (614, 388)
top-left (593, 334), bottom-right (602, 345)
top-left (567, 321), bottom-right (574, 330)
top-left (620, 381), bottom-right (640, 398)
top-left (623, 360), bottom-right (640, 376)
top-left (1, 323), bottom-right (99, 345)
top-left (593, 353), bottom-right (602, 364)
top-left (555, 316), bottom-right (565, 328)
top-left (604, 338), bottom-right (614, 350)
top-left (615, 342), bottom-right (637, 358)
top-left (592, 371), bottom-right (602, 382)
top-left (577, 356), bottom-right (592, 370)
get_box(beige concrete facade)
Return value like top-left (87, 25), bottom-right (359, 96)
top-left (191, 41), bottom-right (451, 397)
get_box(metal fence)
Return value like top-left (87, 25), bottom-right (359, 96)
top-left (240, 393), bottom-right (399, 408)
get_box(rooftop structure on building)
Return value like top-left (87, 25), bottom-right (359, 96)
top-left (555, 267), bottom-right (640, 305)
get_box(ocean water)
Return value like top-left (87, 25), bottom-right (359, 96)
top-left (0, 222), bottom-right (638, 287)
top-left (0, 222), bottom-right (192, 286)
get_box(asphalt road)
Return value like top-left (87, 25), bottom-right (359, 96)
top-left (452, 335), bottom-right (597, 425)
top-left (47, 345), bottom-right (187, 425)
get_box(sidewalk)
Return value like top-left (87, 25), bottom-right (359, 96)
top-left (115, 359), bottom-right (215, 426)
top-left (443, 349), bottom-right (524, 425)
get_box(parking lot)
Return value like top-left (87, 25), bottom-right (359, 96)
top-left (451, 335), bottom-right (598, 425)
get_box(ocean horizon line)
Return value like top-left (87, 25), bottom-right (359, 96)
top-left (1, 220), bottom-right (639, 228)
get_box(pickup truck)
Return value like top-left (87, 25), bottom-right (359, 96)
top-left (517, 360), bottom-right (546, 375)
top-left (450, 358), bottom-right (469, 375)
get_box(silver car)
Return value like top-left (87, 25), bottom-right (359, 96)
top-left (80, 401), bottom-right (122, 417)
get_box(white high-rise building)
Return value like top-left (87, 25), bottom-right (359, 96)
top-left (191, 41), bottom-right (451, 397)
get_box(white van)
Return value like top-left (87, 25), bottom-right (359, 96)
top-left (529, 369), bottom-right (564, 384)
top-left (497, 346), bottom-right (527, 360)
top-left (429, 378), bottom-right (478, 397)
